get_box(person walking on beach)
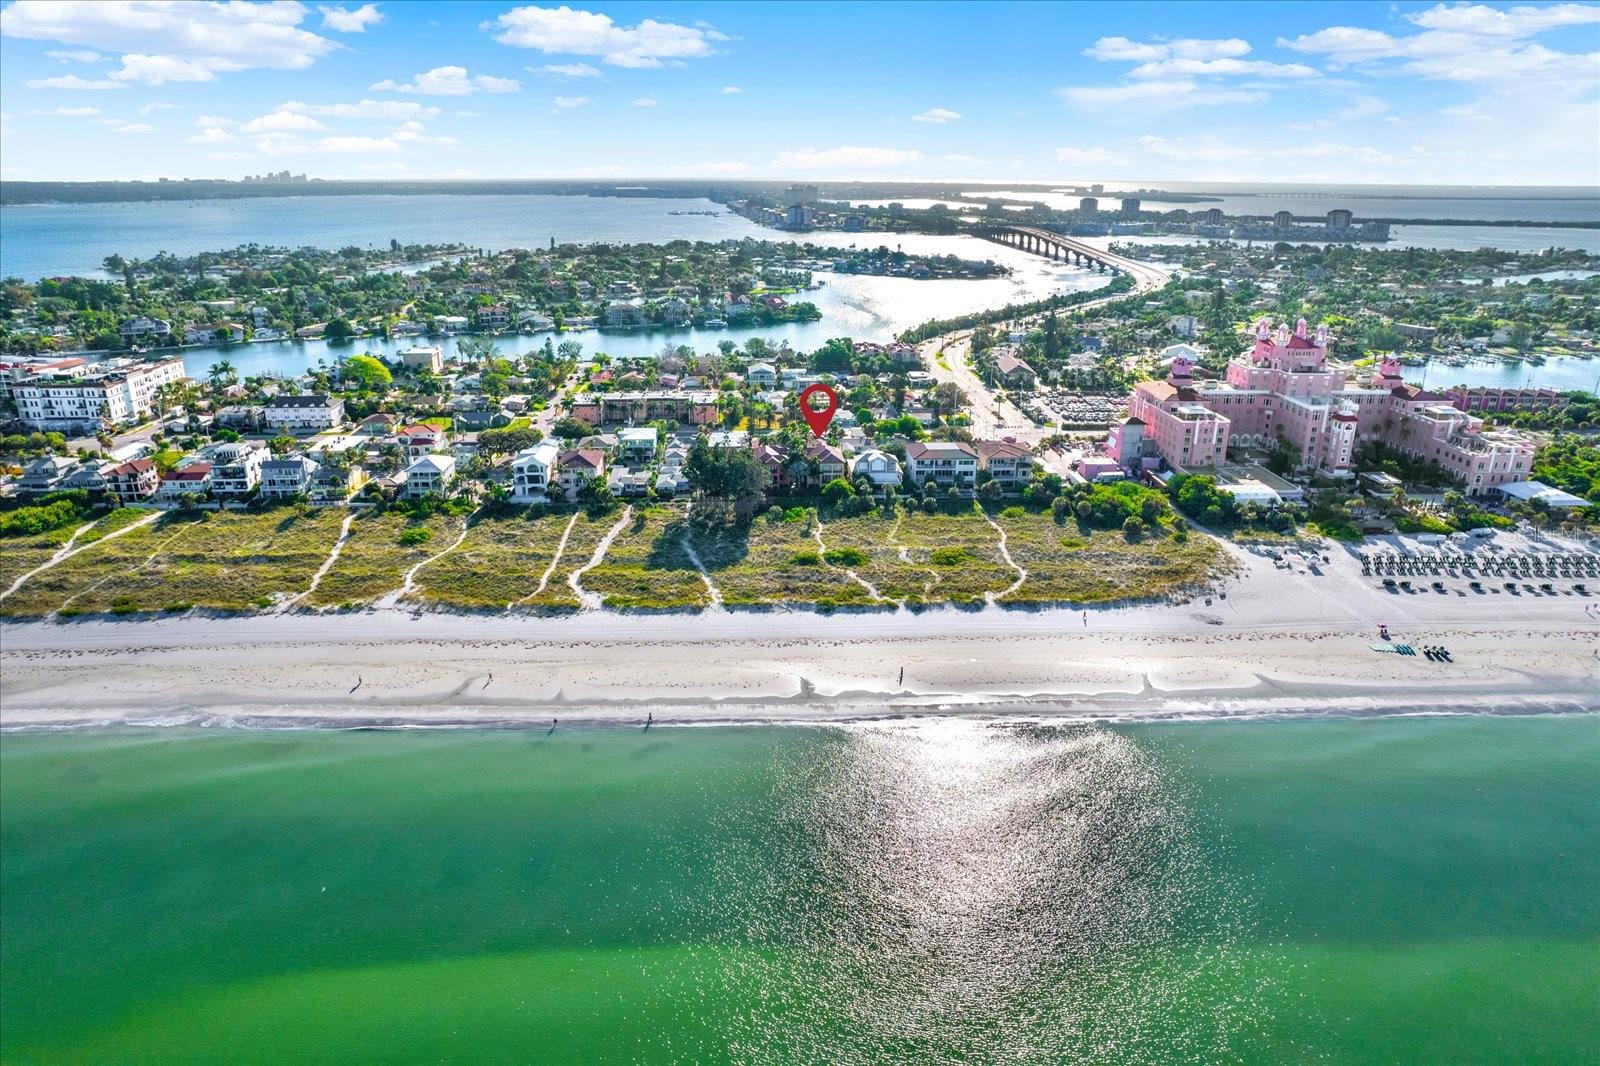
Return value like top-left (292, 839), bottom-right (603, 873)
top-left (898, 667), bottom-right (904, 686)
top-left (484, 671), bottom-right (493, 689)
top-left (351, 675), bottom-right (363, 693)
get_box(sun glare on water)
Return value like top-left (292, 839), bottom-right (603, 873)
top-left (694, 721), bottom-right (1268, 1064)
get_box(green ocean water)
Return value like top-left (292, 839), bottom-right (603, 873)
top-left (1, 716), bottom-right (1596, 1064)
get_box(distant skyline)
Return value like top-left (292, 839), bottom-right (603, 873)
top-left (1, 1), bottom-right (1598, 185)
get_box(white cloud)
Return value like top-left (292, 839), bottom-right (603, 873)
top-left (1279, 4), bottom-right (1600, 85)
top-left (195, 114), bottom-right (235, 129)
top-left (1127, 57), bottom-right (1318, 80)
top-left (241, 110), bottom-right (329, 134)
top-left (138, 101), bottom-right (177, 115)
top-left (1054, 145), bottom-right (1128, 167)
top-left (45, 48), bottom-right (100, 62)
top-left (318, 135), bottom-right (403, 153)
top-left (23, 74), bottom-right (126, 90)
top-left (371, 66), bottom-right (521, 95)
top-left (207, 151), bottom-right (252, 161)
top-left (1408, 3), bottom-right (1600, 37)
top-left (280, 99), bottom-right (442, 120)
top-left (632, 96), bottom-right (657, 107)
top-left (108, 122), bottom-right (155, 134)
top-left (1, 0), bottom-right (341, 84)
top-left (318, 4), bottom-right (384, 33)
top-left (1058, 80), bottom-right (1267, 110)
top-left (32, 106), bottom-right (101, 117)
top-left (720, 85), bottom-right (742, 94)
top-left (390, 120), bottom-right (457, 145)
top-left (552, 95), bottom-right (589, 109)
top-left (912, 107), bottom-right (961, 124)
top-left (772, 145), bottom-right (925, 171)
top-left (1085, 36), bottom-right (1251, 62)
top-left (486, 5), bottom-right (727, 68)
top-left (188, 127), bottom-right (234, 144)
top-left (110, 53), bottom-right (218, 85)
top-left (531, 62), bottom-right (601, 78)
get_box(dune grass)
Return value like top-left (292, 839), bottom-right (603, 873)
top-left (0, 502), bottom-right (1228, 618)
top-left (0, 525), bottom-right (82, 595)
top-left (687, 509), bottom-right (869, 608)
top-left (3, 508), bottom-right (344, 616)
top-left (997, 514), bottom-right (1221, 604)
top-left (580, 505), bottom-right (710, 610)
top-left (304, 510), bottom-right (464, 608)
top-left (518, 512), bottom-right (624, 610)
top-left (413, 511), bottom-right (572, 609)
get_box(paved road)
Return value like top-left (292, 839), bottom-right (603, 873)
top-left (920, 241), bottom-right (1172, 449)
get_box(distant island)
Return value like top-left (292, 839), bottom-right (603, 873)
top-left (0, 178), bottom-right (1213, 208)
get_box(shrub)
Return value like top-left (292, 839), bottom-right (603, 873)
top-left (999, 506), bottom-right (1027, 519)
top-left (824, 547), bottom-right (869, 566)
top-left (397, 526), bottom-right (434, 546)
top-left (789, 550), bottom-right (822, 566)
top-left (930, 547), bottom-right (970, 565)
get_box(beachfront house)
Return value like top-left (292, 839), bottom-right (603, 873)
top-left (510, 440), bottom-right (560, 501)
top-left (558, 448), bottom-right (607, 501)
top-left (849, 448), bottom-right (903, 491)
top-left (905, 441), bottom-right (978, 491)
top-left (975, 440), bottom-right (1036, 488)
top-left (259, 455), bottom-right (321, 499)
top-left (208, 442), bottom-right (269, 496)
top-left (105, 458), bottom-right (159, 499)
top-left (803, 440), bottom-right (847, 487)
top-left (402, 454), bottom-right (455, 499)
top-left (155, 462), bottom-right (213, 502)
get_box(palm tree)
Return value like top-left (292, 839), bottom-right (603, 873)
top-left (208, 360), bottom-right (237, 389)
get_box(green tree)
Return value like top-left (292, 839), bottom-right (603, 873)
top-left (341, 354), bottom-right (393, 391)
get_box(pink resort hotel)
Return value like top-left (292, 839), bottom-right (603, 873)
top-left (1110, 318), bottom-right (1535, 497)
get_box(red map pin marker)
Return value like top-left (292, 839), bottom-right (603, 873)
top-left (798, 383), bottom-right (839, 438)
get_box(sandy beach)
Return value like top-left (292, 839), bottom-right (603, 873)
top-left (5, 530), bottom-right (1597, 727)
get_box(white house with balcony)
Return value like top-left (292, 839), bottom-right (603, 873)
top-left (849, 448), bottom-right (903, 490)
top-left (402, 454), bottom-right (456, 499)
top-left (905, 441), bottom-right (978, 490)
top-left (259, 454), bottom-right (321, 499)
top-left (208, 441), bottom-right (269, 495)
top-left (510, 440), bottom-right (561, 500)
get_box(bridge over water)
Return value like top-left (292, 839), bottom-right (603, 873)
top-left (973, 225), bottom-right (1167, 288)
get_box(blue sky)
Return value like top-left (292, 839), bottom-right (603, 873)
top-left (2, 1), bottom-right (1598, 184)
